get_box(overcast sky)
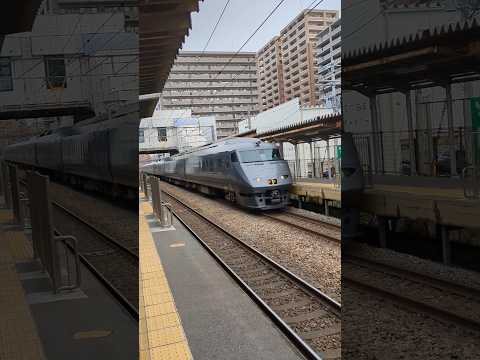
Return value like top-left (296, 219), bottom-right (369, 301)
top-left (182, 0), bottom-right (341, 53)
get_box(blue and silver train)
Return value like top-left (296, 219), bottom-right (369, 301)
top-left (142, 138), bottom-right (293, 210)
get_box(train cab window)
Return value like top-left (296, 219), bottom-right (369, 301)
top-left (238, 149), bottom-right (281, 163)
top-left (230, 151), bottom-right (239, 163)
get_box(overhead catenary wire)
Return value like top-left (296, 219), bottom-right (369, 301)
top-left (201, 0), bottom-right (232, 53)
top-left (213, 0), bottom-right (287, 80)
top-left (213, 0), bottom-right (325, 87)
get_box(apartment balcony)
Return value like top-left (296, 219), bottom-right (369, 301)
top-left (162, 90), bottom-right (258, 98)
top-left (175, 57), bottom-right (255, 66)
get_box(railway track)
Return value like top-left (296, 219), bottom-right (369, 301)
top-left (161, 190), bottom-right (341, 360)
top-left (264, 211), bottom-right (340, 244)
top-left (343, 254), bottom-right (480, 332)
top-left (18, 179), bottom-right (139, 320)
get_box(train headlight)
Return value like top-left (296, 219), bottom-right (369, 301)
top-left (280, 175), bottom-right (289, 179)
top-left (255, 177), bottom-right (261, 182)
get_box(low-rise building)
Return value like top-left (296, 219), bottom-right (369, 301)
top-left (139, 109), bottom-right (217, 155)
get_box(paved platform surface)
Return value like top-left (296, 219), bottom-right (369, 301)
top-left (0, 209), bottom-right (46, 360)
top-left (0, 202), bottom-right (137, 360)
top-left (362, 176), bottom-right (480, 228)
top-left (140, 196), bottom-right (306, 360)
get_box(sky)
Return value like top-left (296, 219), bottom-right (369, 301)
top-left (182, 0), bottom-right (341, 53)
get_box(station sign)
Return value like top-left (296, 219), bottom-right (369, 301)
top-left (471, 97), bottom-right (480, 130)
top-left (335, 145), bottom-right (342, 159)
top-left (471, 97), bottom-right (480, 166)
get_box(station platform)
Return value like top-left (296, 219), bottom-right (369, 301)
top-left (139, 193), bottom-right (306, 360)
top-left (0, 199), bottom-right (137, 360)
top-left (290, 179), bottom-right (340, 203)
top-left (361, 175), bottom-right (480, 229)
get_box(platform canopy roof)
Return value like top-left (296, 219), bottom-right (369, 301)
top-left (1, 0), bottom-right (44, 47)
top-left (342, 19), bottom-right (480, 95)
top-left (139, 0), bottom-right (201, 117)
top-left (239, 113), bottom-right (341, 144)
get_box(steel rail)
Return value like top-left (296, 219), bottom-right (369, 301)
top-left (343, 259), bottom-right (480, 332)
top-left (344, 254), bottom-right (480, 300)
top-left (161, 190), bottom-right (341, 360)
top-left (51, 201), bottom-right (138, 259)
top-left (284, 211), bottom-right (341, 230)
top-left (263, 213), bottom-right (341, 244)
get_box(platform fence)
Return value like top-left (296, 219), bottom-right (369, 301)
top-left (352, 127), bottom-right (475, 177)
top-left (7, 164), bottom-right (21, 224)
top-left (149, 176), bottom-right (172, 228)
top-left (1, 161), bottom-right (12, 209)
top-left (286, 159), bottom-right (340, 182)
top-left (27, 171), bottom-right (81, 293)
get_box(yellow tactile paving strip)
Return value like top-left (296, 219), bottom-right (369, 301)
top-left (139, 194), bottom-right (192, 360)
top-left (0, 211), bottom-right (46, 360)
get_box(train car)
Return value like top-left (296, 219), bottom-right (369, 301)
top-left (2, 103), bottom-right (138, 199)
top-left (144, 138), bottom-right (293, 210)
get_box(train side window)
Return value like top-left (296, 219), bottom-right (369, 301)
top-left (230, 152), bottom-right (238, 163)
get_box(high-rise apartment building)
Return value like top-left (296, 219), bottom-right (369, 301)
top-left (316, 18), bottom-right (341, 110)
top-left (160, 52), bottom-right (259, 138)
top-left (257, 9), bottom-right (339, 111)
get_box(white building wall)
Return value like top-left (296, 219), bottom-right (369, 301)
top-left (0, 12), bottom-right (137, 117)
top-left (139, 109), bottom-right (217, 154)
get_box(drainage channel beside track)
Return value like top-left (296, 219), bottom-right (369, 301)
top-left (162, 189), bottom-right (342, 360)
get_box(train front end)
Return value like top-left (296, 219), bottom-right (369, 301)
top-left (234, 143), bottom-right (292, 210)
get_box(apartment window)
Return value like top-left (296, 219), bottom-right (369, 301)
top-left (0, 58), bottom-right (13, 92)
top-left (45, 56), bottom-right (66, 89)
top-left (157, 127), bottom-right (167, 142)
top-left (139, 129), bottom-right (145, 143)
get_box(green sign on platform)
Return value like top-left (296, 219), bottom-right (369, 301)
top-left (471, 97), bottom-right (480, 130)
top-left (471, 97), bottom-right (480, 166)
top-left (335, 145), bottom-right (342, 159)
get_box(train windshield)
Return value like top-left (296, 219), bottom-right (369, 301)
top-left (238, 149), bottom-right (282, 163)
